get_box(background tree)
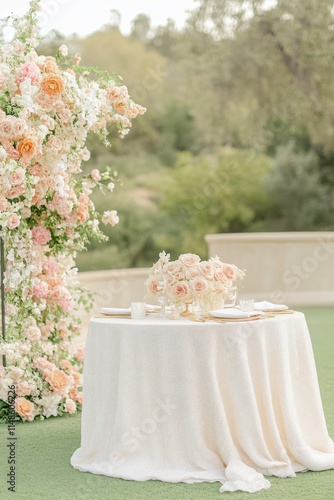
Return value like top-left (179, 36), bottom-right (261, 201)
top-left (32, 0), bottom-right (334, 270)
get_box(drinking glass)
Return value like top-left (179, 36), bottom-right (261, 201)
top-left (239, 298), bottom-right (254, 312)
top-left (131, 302), bottom-right (146, 319)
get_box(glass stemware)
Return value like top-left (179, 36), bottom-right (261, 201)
top-left (158, 294), bottom-right (169, 319)
top-left (224, 286), bottom-right (237, 308)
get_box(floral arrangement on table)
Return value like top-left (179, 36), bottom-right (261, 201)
top-left (146, 252), bottom-right (245, 313)
top-left (0, 0), bottom-right (145, 422)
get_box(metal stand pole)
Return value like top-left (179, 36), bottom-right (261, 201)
top-left (1, 237), bottom-right (5, 367)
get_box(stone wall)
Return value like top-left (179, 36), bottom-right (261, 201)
top-left (205, 232), bottom-right (334, 306)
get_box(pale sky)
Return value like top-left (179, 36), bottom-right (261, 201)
top-left (1, 0), bottom-right (197, 38)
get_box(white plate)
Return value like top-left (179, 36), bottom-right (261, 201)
top-left (209, 308), bottom-right (265, 319)
top-left (254, 301), bottom-right (288, 312)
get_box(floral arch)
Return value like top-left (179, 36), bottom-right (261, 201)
top-left (0, 0), bottom-right (145, 421)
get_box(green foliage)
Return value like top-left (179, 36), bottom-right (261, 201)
top-left (265, 144), bottom-right (332, 230)
top-left (158, 149), bottom-right (274, 256)
top-left (153, 100), bottom-right (197, 164)
top-left (183, 0), bottom-right (334, 153)
top-left (38, 2), bottom-right (334, 270)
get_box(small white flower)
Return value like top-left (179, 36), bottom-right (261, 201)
top-left (159, 251), bottom-right (170, 263)
top-left (102, 210), bottom-right (119, 226)
top-left (59, 44), bottom-right (68, 57)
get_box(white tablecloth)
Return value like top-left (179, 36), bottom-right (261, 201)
top-left (71, 312), bottom-right (334, 493)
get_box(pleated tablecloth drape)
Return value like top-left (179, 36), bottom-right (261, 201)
top-left (71, 313), bottom-right (334, 493)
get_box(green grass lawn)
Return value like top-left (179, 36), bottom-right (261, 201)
top-left (0, 307), bottom-right (333, 500)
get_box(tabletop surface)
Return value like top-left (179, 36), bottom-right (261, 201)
top-left (90, 310), bottom-right (304, 328)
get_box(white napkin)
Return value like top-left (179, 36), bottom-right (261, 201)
top-left (100, 308), bottom-right (131, 315)
top-left (209, 308), bottom-right (264, 319)
top-left (254, 301), bottom-right (288, 311)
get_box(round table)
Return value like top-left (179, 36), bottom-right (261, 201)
top-left (71, 312), bottom-right (334, 493)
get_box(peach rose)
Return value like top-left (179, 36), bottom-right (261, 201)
top-left (49, 285), bottom-right (71, 302)
top-left (41, 74), bottom-right (65, 95)
top-left (32, 226), bottom-right (52, 245)
top-left (16, 61), bottom-right (41, 85)
top-left (173, 281), bottom-right (191, 301)
top-left (75, 391), bottom-right (83, 406)
top-left (15, 381), bottom-right (32, 397)
top-left (60, 359), bottom-right (72, 372)
top-left (59, 328), bottom-right (69, 340)
top-left (7, 147), bottom-right (21, 161)
top-left (6, 186), bottom-right (24, 199)
top-left (0, 118), bottom-right (13, 138)
top-left (147, 279), bottom-right (163, 295)
top-left (223, 264), bottom-right (236, 281)
top-left (77, 203), bottom-right (89, 222)
top-left (191, 277), bottom-right (209, 295)
top-left (72, 371), bottom-right (81, 384)
top-left (114, 101), bottom-right (126, 114)
top-left (9, 168), bottom-right (25, 186)
top-left (198, 261), bottom-right (215, 280)
top-left (74, 347), bottom-right (85, 363)
top-left (166, 274), bottom-right (176, 286)
top-left (29, 163), bottom-right (45, 176)
top-left (31, 180), bottom-right (50, 204)
top-left (33, 281), bottom-right (49, 299)
top-left (15, 397), bottom-right (35, 421)
top-left (214, 267), bottom-right (227, 282)
top-left (12, 119), bottom-right (27, 140)
top-left (0, 196), bottom-right (7, 211)
top-left (47, 135), bottom-right (62, 150)
top-left (34, 357), bottom-right (53, 372)
top-left (179, 253), bottom-right (201, 267)
top-left (6, 213), bottom-right (20, 229)
top-left (17, 137), bottom-right (37, 160)
top-left (51, 193), bottom-right (73, 217)
top-left (8, 367), bottom-right (24, 382)
top-left (186, 267), bottom-right (199, 280)
top-left (64, 398), bottom-right (76, 414)
top-left (164, 261), bottom-right (182, 275)
top-left (44, 368), bottom-right (71, 395)
top-left (91, 169), bottom-right (101, 181)
top-left (44, 57), bottom-right (59, 74)
top-left (43, 258), bottom-right (60, 274)
top-left (25, 325), bottom-right (41, 342)
top-left (210, 256), bottom-right (225, 269)
top-left (107, 86), bottom-right (122, 101)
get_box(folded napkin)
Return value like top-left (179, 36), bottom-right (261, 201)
top-left (209, 308), bottom-right (264, 319)
top-left (101, 304), bottom-right (160, 315)
top-left (254, 301), bottom-right (288, 311)
top-left (100, 308), bottom-right (131, 315)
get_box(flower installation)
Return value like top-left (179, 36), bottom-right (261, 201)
top-left (146, 252), bottom-right (245, 313)
top-left (0, 0), bottom-right (145, 422)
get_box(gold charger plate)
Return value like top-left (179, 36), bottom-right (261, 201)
top-left (94, 313), bottom-right (132, 319)
top-left (263, 309), bottom-right (294, 315)
top-left (208, 313), bottom-right (263, 322)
